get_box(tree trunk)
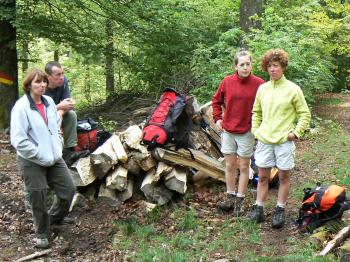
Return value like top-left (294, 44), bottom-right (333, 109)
top-left (54, 50), bottom-right (59, 62)
top-left (240, 0), bottom-right (263, 32)
top-left (22, 40), bottom-right (29, 74)
top-left (105, 19), bottom-right (115, 101)
top-left (0, 0), bottom-right (18, 130)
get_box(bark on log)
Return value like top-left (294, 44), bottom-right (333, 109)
top-left (98, 183), bottom-right (117, 201)
top-left (153, 148), bottom-right (225, 182)
top-left (141, 168), bottom-right (173, 205)
top-left (164, 166), bottom-right (187, 194)
top-left (110, 134), bottom-right (128, 163)
top-left (120, 125), bottom-right (148, 154)
top-left (106, 166), bottom-right (128, 191)
top-left (123, 157), bottom-right (141, 175)
top-left (319, 226), bottom-right (350, 256)
top-left (68, 167), bottom-right (84, 187)
top-left (91, 139), bottom-right (118, 178)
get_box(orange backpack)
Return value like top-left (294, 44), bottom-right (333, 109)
top-left (297, 185), bottom-right (350, 233)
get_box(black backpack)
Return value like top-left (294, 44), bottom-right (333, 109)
top-left (296, 184), bottom-right (350, 233)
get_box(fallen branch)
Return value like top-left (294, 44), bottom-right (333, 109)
top-left (15, 249), bottom-right (51, 262)
top-left (319, 225), bottom-right (350, 256)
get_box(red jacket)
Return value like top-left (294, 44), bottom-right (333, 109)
top-left (212, 73), bottom-right (264, 134)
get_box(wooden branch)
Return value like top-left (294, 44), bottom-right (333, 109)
top-left (153, 148), bottom-right (225, 182)
top-left (15, 249), bottom-right (51, 262)
top-left (319, 226), bottom-right (350, 256)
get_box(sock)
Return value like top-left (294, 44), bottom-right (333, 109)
top-left (227, 191), bottom-right (236, 197)
top-left (236, 193), bottom-right (245, 198)
top-left (277, 202), bottom-right (286, 208)
top-left (256, 201), bottom-right (264, 207)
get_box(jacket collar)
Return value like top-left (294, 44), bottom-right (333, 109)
top-left (233, 72), bottom-right (252, 83)
top-left (271, 75), bottom-right (287, 86)
top-left (26, 93), bottom-right (50, 110)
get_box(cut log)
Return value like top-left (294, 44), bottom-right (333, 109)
top-left (192, 170), bottom-right (212, 187)
top-left (109, 134), bottom-right (128, 163)
top-left (153, 148), bottom-right (225, 182)
top-left (141, 168), bottom-right (173, 205)
top-left (70, 156), bottom-right (96, 186)
top-left (120, 125), bottom-right (148, 154)
top-left (69, 192), bottom-right (88, 212)
top-left (123, 157), bottom-right (141, 175)
top-left (106, 166), bottom-right (128, 191)
top-left (98, 183), bottom-right (117, 201)
top-left (130, 151), bottom-right (157, 171)
top-left (91, 139), bottom-right (118, 178)
top-left (116, 178), bottom-right (134, 202)
top-left (164, 166), bottom-right (187, 194)
top-left (68, 167), bottom-right (84, 187)
top-left (155, 161), bottom-right (173, 181)
top-left (319, 226), bottom-right (350, 256)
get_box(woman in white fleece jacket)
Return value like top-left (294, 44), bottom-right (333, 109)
top-left (10, 69), bottom-right (75, 249)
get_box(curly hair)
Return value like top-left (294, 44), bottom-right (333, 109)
top-left (22, 69), bottom-right (48, 94)
top-left (260, 49), bottom-right (289, 72)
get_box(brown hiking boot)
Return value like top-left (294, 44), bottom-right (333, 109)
top-left (247, 204), bottom-right (265, 223)
top-left (218, 194), bottom-right (236, 212)
top-left (233, 197), bottom-right (244, 217)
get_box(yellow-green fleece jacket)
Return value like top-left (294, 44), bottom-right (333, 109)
top-left (252, 75), bottom-right (311, 144)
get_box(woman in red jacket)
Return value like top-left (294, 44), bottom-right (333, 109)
top-left (212, 50), bottom-right (264, 216)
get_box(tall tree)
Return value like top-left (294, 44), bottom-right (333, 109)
top-left (105, 19), bottom-right (115, 100)
top-left (0, 0), bottom-right (18, 129)
top-left (240, 0), bottom-right (263, 32)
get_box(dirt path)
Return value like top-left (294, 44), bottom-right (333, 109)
top-left (0, 93), bottom-right (349, 261)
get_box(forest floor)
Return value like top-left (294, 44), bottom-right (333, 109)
top-left (0, 93), bottom-right (350, 261)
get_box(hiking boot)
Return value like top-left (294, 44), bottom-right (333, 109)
top-left (51, 216), bottom-right (75, 225)
top-left (272, 206), bottom-right (285, 229)
top-left (34, 237), bottom-right (49, 248)
top-left (218, 194), bottom-right (236, 212)
top-left (233, 197), bottom-right (245, 217)
top-left (247, 204), bottom-right (265, 223)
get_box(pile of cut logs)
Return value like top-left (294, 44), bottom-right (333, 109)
top-left (69, 100), bottom-right (225, 206)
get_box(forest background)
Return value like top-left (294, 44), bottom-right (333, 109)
top-left (0, 0), bottom-right (350, 130)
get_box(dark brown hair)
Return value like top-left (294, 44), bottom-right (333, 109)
top-left (22, 69), bottom-right (48, 94)
top-left (260, 48), bottom-right (289, 71)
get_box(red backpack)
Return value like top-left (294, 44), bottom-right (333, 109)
top-left (142, 88), bottom-right (188, 150)
top-left (75, 118), bottom-right (98, 152)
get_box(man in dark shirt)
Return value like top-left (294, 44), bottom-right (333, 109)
top-left (45, 61), bottom-right (84, 165)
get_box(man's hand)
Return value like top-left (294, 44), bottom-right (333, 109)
top-left (57, 98), bottom-right (76, 112)
top-left (287, 132), bottom-right (297, 141)
top-left (215, 119), bottom-right (223, 131)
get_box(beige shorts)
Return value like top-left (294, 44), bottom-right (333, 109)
top-left (221, 131), bottom-right (254, 158)
top-left (254, 140), bottom-right (296, 170)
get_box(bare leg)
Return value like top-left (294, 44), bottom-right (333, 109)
top-left (237, 157), bottom-right (250, 196)
top-left (224, 154), bottom-right (238, 193)
top-left (256, 167), bottom-right (271, 203)
top-left (277, 170), bottom-right (291, 205)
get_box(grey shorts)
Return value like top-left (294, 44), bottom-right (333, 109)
top-left (254, 140), bottom-right (296, 170)
top-left (221, 131), bottom-right (254, 158)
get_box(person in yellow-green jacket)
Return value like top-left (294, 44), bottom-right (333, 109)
top-left (248, 49), bottom-right (311, 229)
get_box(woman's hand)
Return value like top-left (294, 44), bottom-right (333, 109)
top-left (216, 120), bottom-right (223, 131)
top-left (287, 132), bottom-right (297, 141)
